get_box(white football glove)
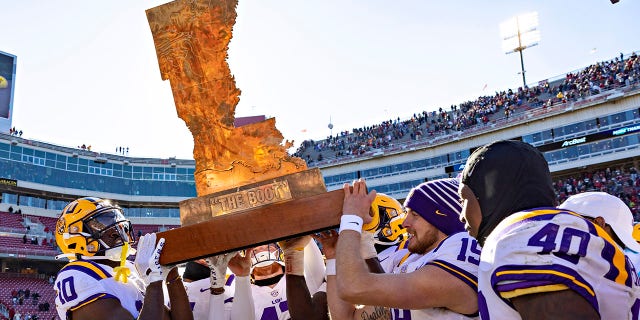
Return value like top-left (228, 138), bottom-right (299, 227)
top-left (206, 252), bottom-right (238, 292)
top-left (134, 233), bottom-right (170, 285)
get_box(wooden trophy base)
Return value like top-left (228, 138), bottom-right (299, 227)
top-left (157, 168), bottom-right (344, 265)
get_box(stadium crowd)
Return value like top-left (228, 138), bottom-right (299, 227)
top-left (554, 166), bottom-right (640, 218)
top-left (294, 52), bottom-right (640, 164)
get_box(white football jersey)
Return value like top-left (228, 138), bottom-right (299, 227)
top-left (188, 272), bottom-right (326, 320)
top-left (389, 232), bottom-right (481, 320)
top-left (185, 241), bottom-right (326, 320)
top-left (479, 208), bottom-right (640, 320)
top-left (184, 275), bottom-right (236, 320)
top-left (54, 260), bottom-right (146, 319)
top-left (248, 275), bottom-right (290, 320)
top-left (378, 240), bottom-right (413, 273)
top-left (626, 249), bottom-right (640, 279)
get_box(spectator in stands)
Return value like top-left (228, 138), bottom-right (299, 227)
top-left (294, 52), bottom-right (639, 166)
top-left (8, 206), bottom-right (13, 213)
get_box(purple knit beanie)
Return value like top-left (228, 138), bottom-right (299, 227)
top-left (403, 178), bottom-right (465, 235)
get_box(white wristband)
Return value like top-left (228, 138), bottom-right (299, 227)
top-left (326, 259), bottom-right (336, 276)
top-left (339, 215), bottom-right (363, 234)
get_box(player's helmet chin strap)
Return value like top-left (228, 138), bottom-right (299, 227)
top-left (112, 242), bottom-right (132, 283)
top-left (55, 245), bottom-right (136, 261)
top-left (55, 235), bottom-right (135, 283)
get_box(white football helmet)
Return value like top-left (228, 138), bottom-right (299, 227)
top-left (249, 243), bottom-right (285, 269)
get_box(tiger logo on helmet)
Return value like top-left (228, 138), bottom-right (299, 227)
top-left (363, 193), bottom-right (407, 250)
top-left (55, 197), bottom-right (135, 261)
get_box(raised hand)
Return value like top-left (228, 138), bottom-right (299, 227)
top-left (278, 236), bottom-right (312, 276)
top-left (134, 233), bottom-right (170, 285)
top-left (312, 230), bottom-right (339, 259)
top-left (206, 252), bottom-right (238, 294)
top-left (228, 251), bottom-right (251, 277)
top-left (342, 179), bottom-right (377, 224)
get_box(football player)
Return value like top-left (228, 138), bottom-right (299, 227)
top-left (458, 140), bottom-right (640, 319)
top-left (277, 237), bottom-right (329, 320)
top-left (184, 239), bottom-right (328, 320)
top-left (558, 192), bottom-right (640, 283)
top-left (181, 253), bottom-right (255, 320)
top-left (329, 178), bottom-right (480, 319)
top-left (313, 193), bottom-right (407, 320)
top-left (53, 197), bottom-right (192, 320)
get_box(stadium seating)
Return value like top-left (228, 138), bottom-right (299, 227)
top-left (0, 212), bottom-right (26, 231)
top-left (0, 276), bottom-right (57, 320)
top-left (295, 52), bottom-right (640, 165)
top-left (554, 166), bottom-right (640, 219)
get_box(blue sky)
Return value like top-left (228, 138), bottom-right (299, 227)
top-left (1, 0), bottom-right (639, 159)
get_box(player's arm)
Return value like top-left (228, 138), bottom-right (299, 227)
top-left (511, 290), bottom-right (599, 320)
top-left (227, 252), bottom-right (256, 320)
top-left (139, 281), bottom-right (167, 320)
top-left (164, 267), bottom-right (193, 320)
top-left (280, 236), bottom-right (330, 320)
top-left (336, 180), bottom-right (477, 313)
top-left (303, 239), bottom-right (327, 292)
top-left (316, 230), bottom-right (390, 320)
top-left (135, 234), bottom-right (193, 320)
top-left (338, 233), bottom-right (477, 313)
top-left (286, 274), bottom-right (329, 320)
top-left (206, 252), bottom-right (254, 320)
top-left (364, 257), bottom-right (385, 274)
top-left (69, 298), bottom-right (137, 320)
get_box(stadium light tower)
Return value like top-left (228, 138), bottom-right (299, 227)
top-left (500, 12), bottom-right (540, 88)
